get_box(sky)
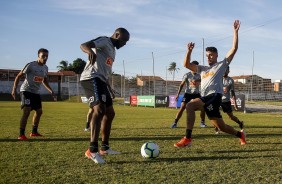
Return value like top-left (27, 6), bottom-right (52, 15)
top-left (1, 0), bottom-right (282, 81)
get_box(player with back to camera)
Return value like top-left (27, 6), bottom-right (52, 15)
top-left (174, 20), bottom-right (246, 148)
top-left (80, 27), bottom-right (130, 164)
top-left (11, 48), bottom-right (56, 140)
top-left (170, 60), bottom-right (207, 128)
top-left (215, 66), bottom-right (244, 134)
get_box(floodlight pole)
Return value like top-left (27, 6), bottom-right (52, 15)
top-left (250, 51), bottom-right (255, 101)
top-left (202, 38), bottom-right (205, 65)
top-left (152, 52), bottom-right (155, 96)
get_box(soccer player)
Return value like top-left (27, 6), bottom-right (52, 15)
top-left (11, 48), bottom-right (56, 140)
top-left (174, 20), bottom-right (246, 147)
top-left (80, 28), bottom-right (130, 164)
top-left (215, 66), bottom-right (244, 134)
top-left (170, 60), bottom-right (206, 128)
top-left (84, 83), bottom-right (115, 132)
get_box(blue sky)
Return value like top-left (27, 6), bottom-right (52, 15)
top-left (1, 0), bottom-right (281, 81)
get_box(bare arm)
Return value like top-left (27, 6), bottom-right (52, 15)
top-left (176, 81), bottom-right (185, 100)
top-left (183, 42), bottom-right (197, 73)
top-left (225, 20), bottom-right (240, 63)
top-left (11, 71), bottom-right (24, 100)
top-left (230, 89), bottom-right (238, 110)
top-left (80, 40), bottom-right (97, 65)
top-left (42, 78), bottom-right (56, 100)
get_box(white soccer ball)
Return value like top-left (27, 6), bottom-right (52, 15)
top-left (141, 142), bottom-right (160, 159)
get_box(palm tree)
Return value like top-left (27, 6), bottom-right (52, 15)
top-left (57, 60), bottom-right (70, 71)
top-left (168, 62), bottom-right (180, 81)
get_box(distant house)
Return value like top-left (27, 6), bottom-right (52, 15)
top-left (232, 75), bottom-right (273, 92)
top-left (136, 75), bottom-right (181, 96)
top-left (0, 69), bottom-right (77, 98)
top-left (274, 80), bottom-right (282, 92)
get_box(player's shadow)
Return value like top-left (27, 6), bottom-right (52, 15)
top-left (0, 137), bottom-right (88, 142)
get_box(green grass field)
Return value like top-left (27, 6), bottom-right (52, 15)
top-left (0, 101), bottom-right (281, 184)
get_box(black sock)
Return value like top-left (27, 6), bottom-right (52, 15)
top-left (32, 125), bottom-right (38, 134)
top-left (89, 142), bottom-right (98, 153)
top-left (101, 141), bottom-right (109, 151)
top-left (19, 128), bottom-right (25, 136)
top-left (236, 120), bottom-right (241, 124)
top-left (236, 131), bottom-right (241, 138)
top-left (174, 119), bottom-right (179, 124)
top-left (86, 122), bottom-right (90, 129)
top-left (185, 129), bottom-right (192, 139)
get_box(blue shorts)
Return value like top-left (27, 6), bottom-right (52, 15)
top-left (20, 91), bottom-right (42, 110)
top-left (200, 93), bottom-right (222, 119)
top-left (81, 78), bottom-right (113, 108)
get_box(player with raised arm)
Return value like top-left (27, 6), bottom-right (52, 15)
top-left (174, 20), bottom-right (246, 148)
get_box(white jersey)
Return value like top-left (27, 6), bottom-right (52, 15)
top-left (182, 72), bottom-right (201, 94)
top-left (222, 76), bottom-right (234, 102)
top-left (80, 36), bottom-right (116, 83)
top-left (197, 58), bottom-right (229, 97)
top-left (20, 61), bottom-right (48, 94)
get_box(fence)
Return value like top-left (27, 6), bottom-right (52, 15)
top-left (1, 74), bottom-right (282, 101)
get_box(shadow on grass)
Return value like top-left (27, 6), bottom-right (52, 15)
top-left (0, 137), bottom-right (88, 142)
top-left (0, 133), bottom-right (280, 142)
top-left (112, 155), bottom-right (279, 164)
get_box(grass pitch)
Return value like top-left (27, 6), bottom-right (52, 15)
top-left (0, 101), bottom-right (281, 184)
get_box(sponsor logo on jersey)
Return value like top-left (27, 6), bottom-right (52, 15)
top-left (201, 71), bottom-right (215, 79)
top-left (33, 76), bottom-right (44, 82)
top-left (106, 57), bottom-right (113, 67)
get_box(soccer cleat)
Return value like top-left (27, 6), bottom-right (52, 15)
top-left (85, 149), bottom-right (105, 164)
top-left (174, 137), bottom-right (192, 147)
top-left (200, 122), bottom-right (207, 128)
top-left (240, 130), bottom-right (247, 145)
top-left (30, 132), bottom-right (42, 137)
top-left (18, 135), bottom-right (28, 141)
top-left (100, 148), bottom-right (121, 155)
top-left (239, 121), bottom-right (244, 130)
top-left (171, 123), bottom-right (177, 128)
top-left (84, 127), bottom-right (90, 132)
top-left (214, 127), bottom-right (220, 134)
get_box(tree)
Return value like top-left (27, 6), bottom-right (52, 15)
top-left (168, 62), bottom-right (180, 81)
top-left (57, 58), bottom-right (86, 74)
top-left (71, 58), bottom-right (86, 74)
top-left (57, 60), bottom-right (71, 71)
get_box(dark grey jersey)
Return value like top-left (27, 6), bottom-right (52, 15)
top-left (20, 61), bottom-right (48, 94)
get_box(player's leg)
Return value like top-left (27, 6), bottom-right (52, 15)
top-left (210, 117), bottom-right (246, 145)
top-left (81, 79), bottom-right (106, 164)
top-left (222, 101), bottom-right (244, 130)
top-left (226, 112), bottom-right (244, 130)
top-left (171, 102), bottom-right (186, 128)
top-left (85, 108), bottom-right (93, 131)
top-left (30, 93), bottom-right (43, 137)
top-left (18, 92), bottom-right (32, 140)
top-left (100, 105), bottom-right (120, 155)
top-left (30, 108), bottom-right (43, 136)
top-left (199, 107), bottom-right (207, 127)
top-left (174, 98), bottom-right (204, 147)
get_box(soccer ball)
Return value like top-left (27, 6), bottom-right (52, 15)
top-left (141, 142), bottom-right (160, 159)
